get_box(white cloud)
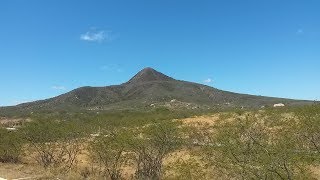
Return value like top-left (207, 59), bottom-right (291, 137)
top-left (100, 65), bottom-right (111, 70)
top-left (80, 29), bottom-right (115, 42)
top-left (52, 86), bottom-right (66, 90)
top-left (203, 78), bottom-right (213, 83)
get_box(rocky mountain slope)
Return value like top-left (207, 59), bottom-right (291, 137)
top-left (0, 67), bottom-right (313, 114)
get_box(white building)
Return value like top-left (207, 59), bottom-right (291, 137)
top-left (273, 103), bottom-right (285, 107)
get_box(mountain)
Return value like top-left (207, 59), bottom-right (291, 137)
top-left (126, 67), bottom-right (175, 84)
top-left (0, 67), bottom-right (314, 114)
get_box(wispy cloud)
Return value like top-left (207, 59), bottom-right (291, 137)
top-left (100, 64), bottom-right (124, 73)
top-left (296, 29), bottom-right (304, 35)
top-left (52, 86), bottom-right (66, 90)
top-left (80, 28), bottom-right (115, 42)
top-left (203, 78), bottom-right (213, 83)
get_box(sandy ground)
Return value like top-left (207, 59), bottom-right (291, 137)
top-left (0, 162), bottom-right (46, 179)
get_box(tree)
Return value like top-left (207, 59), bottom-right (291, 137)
top-left (129, 121), bottom-right (182, 180)
top-left (90, 129), bottom-right (131, 180)
top-left (0, 128), bottom-right (24, 163)
top-left (23, 120), bottom-right (82, 171)
top-left (199, 113), bottom-right (313, 179)
top-left (293, 105), bottom-right (320, 163)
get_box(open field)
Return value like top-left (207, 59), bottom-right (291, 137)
top-left (1, 106), bottom-right (320, 179)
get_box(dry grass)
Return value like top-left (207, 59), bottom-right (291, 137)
top-left (180, 114), bottom-right (219, 127)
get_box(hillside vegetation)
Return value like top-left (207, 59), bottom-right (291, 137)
top-left (0, 68), bottom-right (313, 116)
top-left (1, 105), bottom-right (320, 179)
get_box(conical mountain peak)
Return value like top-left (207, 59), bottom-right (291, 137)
top-left (1, 66), bottom-right (313, 113)
top-left (126, 67), bottom-right (175, 84)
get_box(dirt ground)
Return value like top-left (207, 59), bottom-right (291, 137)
top-left (0, 162), bottom-right (46, 179)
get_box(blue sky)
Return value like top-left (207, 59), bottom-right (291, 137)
top-left (0, 0), bottom-right (319, 106)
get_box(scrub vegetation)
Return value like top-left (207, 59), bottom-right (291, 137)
top-left (1, 105), bottom-right (320, 179)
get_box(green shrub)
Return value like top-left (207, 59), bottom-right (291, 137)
top-left (22, 120), bottom-right (83, 170)
top-left (90, 129), bottom-right (132, 180)
top-left (130, 121), bottom-right (183, 180)
top-left (200, 113), bottom-right (314, 179)
top-left (0, 128), bottom-right (24, 163)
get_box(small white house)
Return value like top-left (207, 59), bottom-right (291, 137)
top-left (273, 103), bottom-right (285, 107)
top-left (6, 127), bottom-right (17, 131)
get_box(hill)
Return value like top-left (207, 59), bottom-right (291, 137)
top-left (0, 67), bottom-right (314, 115)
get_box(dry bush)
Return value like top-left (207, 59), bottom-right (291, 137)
top-left (0, 128), bottom-right (24, 163)
top-left (23, 120), bottom-right (83, 171)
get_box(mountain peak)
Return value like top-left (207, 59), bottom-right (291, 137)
top-left (126, 67), bottom-right (175, 84)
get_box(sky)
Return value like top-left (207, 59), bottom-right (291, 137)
top-left (0, 0), bottom-right (319, 106)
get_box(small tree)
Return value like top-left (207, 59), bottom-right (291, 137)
top-left (130, 121), bottom-right (182, 180)
top-left (0, 128), bottom-right (24, 163)
top-left (90, 129), bottom-right (131, 180)
top-left (23, 120), bottom-right (82, 170)
top-left (200, 113), bottom-right (312, 179)
top-left (295, 106), bottom-right (320, 150)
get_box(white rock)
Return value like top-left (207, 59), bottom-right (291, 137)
top-left (90, 133), bottom-right (100, 137)
top-left (273, 103), bottom-right (285, 107)
top-left (170, 99), bottom-right (177, 103)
